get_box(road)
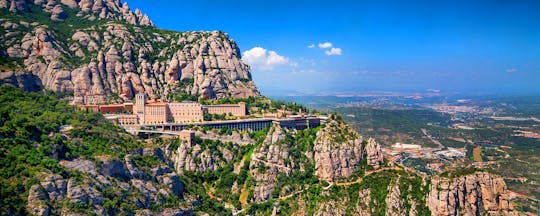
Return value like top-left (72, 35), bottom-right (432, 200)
top-left (421, 128), bottom-right (444, 150)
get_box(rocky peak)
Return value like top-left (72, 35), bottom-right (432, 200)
top-left (0, 0), bottom-right (154, 26)
top-left (313, 115), bottom-right (383, 182)
top-left (427, 171), bottom-right (518, 216)
top-left (365, 137), bottom-right (383, 169)
top-left (1, 1), bottom-right (259, 102)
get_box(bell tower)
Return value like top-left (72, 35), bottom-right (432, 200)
top-left (135, 93), bottom-right (146, 124)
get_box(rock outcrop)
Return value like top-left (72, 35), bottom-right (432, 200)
top-left (27, 149), bottom-right (186, 215)
top-left (313, 116), bottom-right (383, 182)
top-left (427, 172), bottom-right (518, 216)
top-left (249, 125), bottom-right (296, 203)
top-left (0, 0), bottom-right (259, 103)
top-left (168, 136), bottom-right (236, 173)
top-left (0, 0), bottom-right (154, 26)
top-left (365, 137), bottom-right (383, 169)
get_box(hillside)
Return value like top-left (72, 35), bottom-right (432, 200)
top-left (0, 1), bottom-right (523, 215)
top-left (0, 0), bottom-right (258, 104)
top-left (0, 86), bottom-right (520, 215)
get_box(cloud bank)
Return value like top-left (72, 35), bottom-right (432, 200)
top-left (242, 47), bottom-right (290, 70)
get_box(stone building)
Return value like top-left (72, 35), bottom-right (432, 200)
top-left (132, 93), bottom-right (245, 125)
top-left (178, 130), bottom-right (195, 144)
top-left (203, 102), bottom-right (246, 117)
top-left (77, 103), bottom-right (133, 114)
top-left (135, 93), bottom-right (146, 123)
top-left (144, 102), bottom-right (169, 124)
top-left (169, 102), bottom-right (203, 123)
top-left (116, 114), bottom-right (138, 125)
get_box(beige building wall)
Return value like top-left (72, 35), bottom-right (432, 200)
top-left (203, 102), bottom-right (246, 116)
top-left (117, 114), bottom-right (138, 125)
top-left (179, 130), bottom-right (195, 144)
top-left (144, 104), bottom-right (168, 124)
top-left (169, 102), bottom-right (203, 122)
top-left (128, 94), bottom-right (248, 124)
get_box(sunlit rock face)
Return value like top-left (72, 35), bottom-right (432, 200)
top-left (1, 0), bottom-right (259, 103)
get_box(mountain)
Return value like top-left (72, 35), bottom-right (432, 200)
top-left (0, 0), bottom-right (259, 104)
top-left (0, 1), bottom-right (522, 215)
top-left (0, 86), bottom-right (519, 215)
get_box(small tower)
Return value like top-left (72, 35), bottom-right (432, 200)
top-left (135, 93), bottom-right (146, 124)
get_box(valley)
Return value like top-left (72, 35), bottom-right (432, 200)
top-left (275, 94), bottom-right (540, 213)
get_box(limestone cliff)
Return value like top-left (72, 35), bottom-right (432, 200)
top-left (427, 172), bottom-right (518, 216)
top-left (26, 149), bottom-right (189, 215)
top-left (167, 137), bottom-right (236, 174)
top-left (249, 125), bottom-right (297, 203)
top-left (0, 0), bottom-right (259, 103)
top-left (1, 0), bottom-right (153, 26)
top-left (314, 116), bottom-right (384, 182)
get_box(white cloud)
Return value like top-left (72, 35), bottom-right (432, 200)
top-left (325, 47), bottom-right (342, 56)
top-left (506, 68), bottom-right (518, 73)
top-left (307, 44), bottom-right (315, 48)
top-left (242, 47), bottom-right (290, 70)
top-left (318, 42), bottom-right (333, 49)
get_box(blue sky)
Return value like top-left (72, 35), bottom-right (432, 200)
top-left (125, 0), bottom-right (540, 95)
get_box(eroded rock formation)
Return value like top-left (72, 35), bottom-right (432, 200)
top-left (427, 172), bottom-right (518, 216)
top-left (314, 117), bottom-right (384, 182)
top-left (249, 125), bottom-right (296, 203)
top-left (27, 149), bottom-right (188, 215)
top-left (0, 0), bottom-right (259, 103)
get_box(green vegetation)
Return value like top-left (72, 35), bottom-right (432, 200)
top-left (269, 170), bottom-right (430, 215)
top-left (0, 56), bottom-right (24, 71)
top-left (335, 107), bottom-right (451, 148)
top-left (439, 167), bottom-right (485, 178)
top-left (0, 86), bottom-right (149, 214)
top-left (0, 86), bottom-right (198, 215)
top-left (238, 78), bottom-right (251, 83)
top-left (0, 86), bottom-right (451, 215)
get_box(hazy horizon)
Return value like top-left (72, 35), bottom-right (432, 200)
top-left (126, 0), bottom-right (540, 95)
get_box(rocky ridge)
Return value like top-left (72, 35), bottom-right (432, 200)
top-left (167, 136), bottom-right (237, 174)
top-left (1, 0), bottom-right (259, 103)
top-left (249, 125), bottom-right (297, 203)
top-left (26, 148), bottom-right (189, 215)
top-left (427, 172), bottom-right (518, 216)
top-left (1, 0), bottom-right (153, 26)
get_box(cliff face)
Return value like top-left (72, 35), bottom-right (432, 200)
top-left (314, 117), bottom-right (383, 182)
top-left (0, 0), bottom-right (259, 103)
top-left (249, 125), bottom-right (296, 203)
top-left (0, 0), bottom-right (153, 26)
top-left (427, 172), bottom-right (518, 216)
top-left (26, 149), bottom-right (189, 215)
top-left (167, 138), bottom-right (236, 173)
